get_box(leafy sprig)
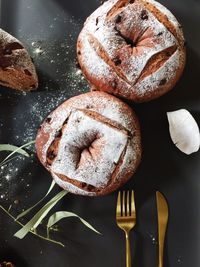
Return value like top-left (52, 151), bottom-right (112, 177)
top-left (0, 141), bottom-right (101, 247)
top-left (0, 204), bottom-right (65, 247)
top-left (0, 141), bottom-right (35, 166)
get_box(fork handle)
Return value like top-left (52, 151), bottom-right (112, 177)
top-left (125, 232), bottom-right (131, 267)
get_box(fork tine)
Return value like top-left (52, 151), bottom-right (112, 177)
top-left (116, 190), bottom-right (136, 267)
top-left (127, 191), bottom-right (130, 216)
top-left (131, 191), bottom-right (135, 217)
top-left (122, 191), bottom-right (126, 216)
top-left (116, 191), bottom-right (121, 217)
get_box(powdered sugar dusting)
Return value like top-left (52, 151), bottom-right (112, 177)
top-left (0, 15), bottom-right (88, 202)
top-left (134, 48), bottom-right (183, 96)
top-left (40, 92), bottom-right (137, 161)
top-left (146, 0), bottom-right (185, 43)
top-left (52, 173), bottom-right (96, 196)
top-left (38, 92), bottom-right (141, 195)
top-left (52, 110), bottom-right (128, 187)
top-left (88, 2), bottom-right (177, 82)
top-left (0, 28), bottom-right (24, 50)
top-left (0, 28), bottom-right (38, 89)
top-left (79, 33), bottom-right (133, 97)
top-left (78, 0), bottom-right (185, 101)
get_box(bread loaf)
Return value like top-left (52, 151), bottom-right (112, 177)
top-left (36, 92), bottom-right (142, 196)
top-left (77, 0), bottom-right (186, 102)
top-left (0, 28), bottom-right (38, 91)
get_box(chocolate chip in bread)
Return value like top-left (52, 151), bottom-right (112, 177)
top-left (77, 0), bottom-right (186, 102)
top-left (36, 92), bottom-right (142, 196)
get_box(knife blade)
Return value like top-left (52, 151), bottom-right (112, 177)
top-left (156, 191), bottom-right (169, 267)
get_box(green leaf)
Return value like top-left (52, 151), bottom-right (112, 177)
top-left (16, 180), bottom-right (56, 220)
top-left (47, 211), bottom-right (101, 238)
top-left (14, 190), bottom-right (68, 239)
top-left (0, 204), bottom-right (65, 247)
top-left (0, 155), bottom-right (20, 167)
top-left (0, 140), bottom-right (35, 165)
top-left (0, 144), bottom-right (29, 157)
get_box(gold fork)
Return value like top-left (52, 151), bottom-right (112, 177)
top-left (116, 191), bottom-right (136, 267)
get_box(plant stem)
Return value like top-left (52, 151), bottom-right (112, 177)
top-left (0, 155), bottom-right (19, 167)
top-left (1, 140), bottom-right (35, 165)
top-left (0, 205), bottom-right (65, 247)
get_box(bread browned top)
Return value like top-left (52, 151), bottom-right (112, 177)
top-left (0, 262), bottom-right (15, 267)
top-left (36, 92), bottom-right (142, 196)
top-left (77, 0), bottom-right (186, 102)
top-left (0, 28), bottom-right (38, 91)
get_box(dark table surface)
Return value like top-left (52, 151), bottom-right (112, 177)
top-left (0, 0), bottom-right (200, 266)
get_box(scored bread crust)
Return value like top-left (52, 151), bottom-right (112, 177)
top-left (77, 0), bottom-right (186, 102)
top-left (0, 28), bottom-right (38, 91)
top-left (36, 92), bottom-right (142, 196)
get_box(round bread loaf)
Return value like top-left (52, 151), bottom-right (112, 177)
top-left (36, 92), bottom-right (142, 196)
top-left (0, 28), bottom-right (38, 91)
top-left (77, 0), bottom-right (186, 102)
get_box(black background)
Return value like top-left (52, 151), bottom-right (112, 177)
top-left (0, 0), bottom-right (200, 266)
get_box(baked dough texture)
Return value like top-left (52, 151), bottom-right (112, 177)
top-left (77, 0), bottom-right (186, 102)
top-left (36, 92), bottom-right (142, 196)
top-left (0, 28), bottom-right (38, 91)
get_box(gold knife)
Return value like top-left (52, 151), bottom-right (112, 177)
top-left (156, 191), bottom-right (169, 267)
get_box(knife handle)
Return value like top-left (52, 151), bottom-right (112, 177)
top-left (158, 243), bottom-right (164, 267)
top-left (156, 192), bottom-right (169, 267)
